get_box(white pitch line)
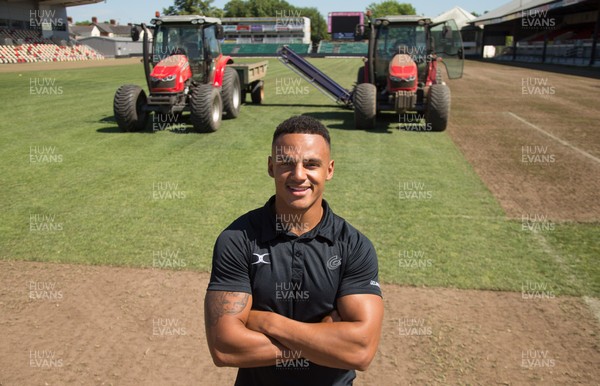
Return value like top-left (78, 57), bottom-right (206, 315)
top-left (507, 112), bottom-right (600, 164)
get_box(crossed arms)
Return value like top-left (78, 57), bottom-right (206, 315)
top-left (204, 291), bottom-right (383, 371)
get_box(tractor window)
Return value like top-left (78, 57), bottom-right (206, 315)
top-left (375, 24), bottom-right (427, 81)
top-left (376, 24), bottom-right (426, 59)
top-left (204, 25), bottom-right (221, 58)
top-left (153, 27), bottom-right (166, 62)
top-left (152, 25), bottom-right (204, 62)
top-left (430, 20), bottom-right (464, 79)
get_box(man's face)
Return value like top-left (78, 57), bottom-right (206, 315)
top-left (268, 133), bottom-right (334, 212)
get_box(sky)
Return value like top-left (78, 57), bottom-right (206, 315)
top-left (67, 0), bottom-right (509, 25)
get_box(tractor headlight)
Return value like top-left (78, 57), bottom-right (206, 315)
top-left (163, 75), bottom-right (176, 82)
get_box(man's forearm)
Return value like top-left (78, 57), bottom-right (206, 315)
top-left (209, 323), bottom-right (289, 368)
top-left (204, 291), bottom-right (290, 368)
top-left (248, 311), bottom-right (376, 371)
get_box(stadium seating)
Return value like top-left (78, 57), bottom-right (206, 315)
top-left (0, 28), bottom-right (104, 64)
top-left (317, 41), bottom-right (368, 55)
top-left (221, 43), bottom-right (310, 56)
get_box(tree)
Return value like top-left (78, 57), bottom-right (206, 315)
top-left (223, 0), bottom-right (251, 17)
top-left (471, 11), bottom-right (481, 18)
top-left (366, 1), bottom-right (416, 18)
top-left (296, 7), bottom-right (327, 43)
top-left (224, 0), bottom-right (294, 18)
top-left (163, 0), bottom-right (224, 18)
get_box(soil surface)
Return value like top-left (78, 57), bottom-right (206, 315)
top-left (447, 60), bottom-right (600, 222)
top-left (1, 260), bottom-right (598, 385)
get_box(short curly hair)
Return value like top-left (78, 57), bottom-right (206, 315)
top-left (272, 115), bottom-right (330, 148)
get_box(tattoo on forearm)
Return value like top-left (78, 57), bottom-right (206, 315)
top-left (205, 291), bottom-right (249, 326)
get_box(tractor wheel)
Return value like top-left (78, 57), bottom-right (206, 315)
top-left (425, 84), bottom-right (450, 132)
top-left (356, 66), bottom-right (365, 84)
top-left (353, 83), bottom-right (377, 130)
top-left (113, 85), bottom-right (148, 132)
top-left (222, 67), bottom-right (241, 119)
top-left (251, 82), bottom-right (264, 104)
top-left (190, 84), bottom-right (222, 132)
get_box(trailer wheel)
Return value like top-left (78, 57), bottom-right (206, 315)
top-left (113, 85), bottom-right (148, 132)
top-left (190, 84), bottom-right (222, 132)
top-left (251, 82), bottom-right (264, 104)
top-left (425, 84), bottom-right (450, 132)
top-left (353, 83), bottom-right (377, 130)
top-left (222, 67), bottom-right (241, 119)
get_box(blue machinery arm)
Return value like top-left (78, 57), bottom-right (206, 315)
top-left (277, 45), bottom-right (353, 106)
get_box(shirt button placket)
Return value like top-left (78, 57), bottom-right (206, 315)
top-left (291, 243), bottom-right (304, 284)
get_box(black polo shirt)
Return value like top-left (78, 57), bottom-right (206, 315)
top-left (207, 196), bottom-right (382, 386)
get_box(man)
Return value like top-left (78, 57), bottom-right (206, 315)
top-left (204, 115), bottom-right (383, 386)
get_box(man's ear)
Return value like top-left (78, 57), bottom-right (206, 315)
top-left (268, 156), bottom-right (274, 178)
top-left (326, 159), bottom-right (334, 181)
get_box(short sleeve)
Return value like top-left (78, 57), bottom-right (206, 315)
top-left (207, 228), bottom-right (252, 294)
top-left (337, 234), bottom-right (382, 298)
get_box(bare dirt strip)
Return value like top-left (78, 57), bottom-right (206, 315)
top-left (0, 260), bottom-right (598, 385)
top-left (447, 60), bottom-right (600, 223)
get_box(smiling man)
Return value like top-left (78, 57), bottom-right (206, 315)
top-left (204, 115), bottom-right (383, 386)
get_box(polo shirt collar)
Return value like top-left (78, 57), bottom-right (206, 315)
top-left (259, 195), bottom-right (336, 244)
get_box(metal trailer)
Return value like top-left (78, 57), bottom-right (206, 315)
top-left (229, 61), bottom-right (269, 104)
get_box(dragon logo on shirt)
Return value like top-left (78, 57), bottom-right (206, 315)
top-left (251, 253), bottom-right (271, 265)
top-left (326, 255), bottom-right (341, 270)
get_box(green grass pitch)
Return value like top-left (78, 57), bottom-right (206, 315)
top-left (0, 58), bottom-right (597, 297)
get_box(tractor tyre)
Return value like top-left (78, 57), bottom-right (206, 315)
top-left (353, 83), bottom-right (377, 130)
top-left (425, 84), bottom-right (450, 132)
top-left (113, 85), bottom-right (148, 132)
top-left (190, 84), bottom-right (222, 132)
top-left (222, 67), bottom-right (241, 119)
top-left (251, 82), bottom-right (264, 104)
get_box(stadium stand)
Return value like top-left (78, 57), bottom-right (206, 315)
top-left (471, 0), bottom-right (600, 66)
top-left (0, 28), bottom-right (103, 63)
top-left (221, 17), bottom-right (311, 45)
top-left (317, 41), bottom-right (367, 55)
top-left (221, 43), bottom-right (310, 56)
top-left (0, 0), bottom-right (105, 64)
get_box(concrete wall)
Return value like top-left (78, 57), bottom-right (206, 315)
top-left (79, 37), bottom-right (143, 58)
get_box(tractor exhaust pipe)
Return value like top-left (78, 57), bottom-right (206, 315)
top-left (141, 23), bottom-right (152, 91)
top-left (368, 18), bottom-right (375, 84)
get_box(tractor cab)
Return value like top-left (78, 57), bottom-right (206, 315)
top-left (368, 16), bottom-right (464, 91)
top-left (149, 16), bottom-right (224, 83)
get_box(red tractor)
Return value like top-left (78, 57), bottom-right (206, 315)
top-left (114, 14), bottom-right (267, 132)
top-left (278, 14), bottom-right (464, 131)
top-left (354, 15), bottom-right (464, 131)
